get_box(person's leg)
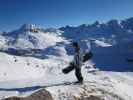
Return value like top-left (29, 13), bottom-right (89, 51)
top-left (75, 67), bottom-right (83, 83)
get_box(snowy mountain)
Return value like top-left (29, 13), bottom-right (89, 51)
top-left (0, 24), bottom-right (68, 59)
top-left (0, 18), bottom-right (133, 100)
top-left (60, 17), bottom-right (133, 45)
top-left (2, 24), bottom-right (63, 49)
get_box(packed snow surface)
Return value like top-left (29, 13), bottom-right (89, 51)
top-left (0, 51), bottom-right (133, 100)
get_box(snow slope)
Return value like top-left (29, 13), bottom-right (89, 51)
top-left (0, 51), bottom-right (133, 100)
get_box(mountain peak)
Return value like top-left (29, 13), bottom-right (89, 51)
top-left (92, 21), bottom-right (100, 26)
top-left (20, 24), bottom-right (41, 33)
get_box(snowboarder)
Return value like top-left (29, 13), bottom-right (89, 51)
top-left (62, 42), bottom-right (83, 84)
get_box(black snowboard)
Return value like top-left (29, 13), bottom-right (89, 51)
top-left (83, 51), bottom-right (93, 62)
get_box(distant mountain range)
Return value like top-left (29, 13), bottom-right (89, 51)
top-left (60, 17), bottom-right (133, 35)
top-left (59, 17), bottom-right (133, 45)
top-left (0, 17), bottom-right (133, 58)
top-left (1, 17), bottom-right (133, 42)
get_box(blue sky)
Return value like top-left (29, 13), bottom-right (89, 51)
top-left (0, 0), bottom-right (133, 31)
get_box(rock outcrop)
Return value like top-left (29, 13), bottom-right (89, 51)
top-left (4, 89), bottom-right (53, 100)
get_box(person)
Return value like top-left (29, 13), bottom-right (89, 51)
top-left (62, 42), bottom-right (83, 84)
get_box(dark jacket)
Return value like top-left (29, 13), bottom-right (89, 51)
top-left (73, 51), bottom-right (83, 68)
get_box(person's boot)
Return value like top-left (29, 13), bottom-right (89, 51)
top-left (74, 77), bottom-right (83, 84)
top-left (74, 80), bottom-right (83, 84)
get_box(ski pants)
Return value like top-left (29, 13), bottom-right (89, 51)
top-left (62, 64), bottom-right (83, 82)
